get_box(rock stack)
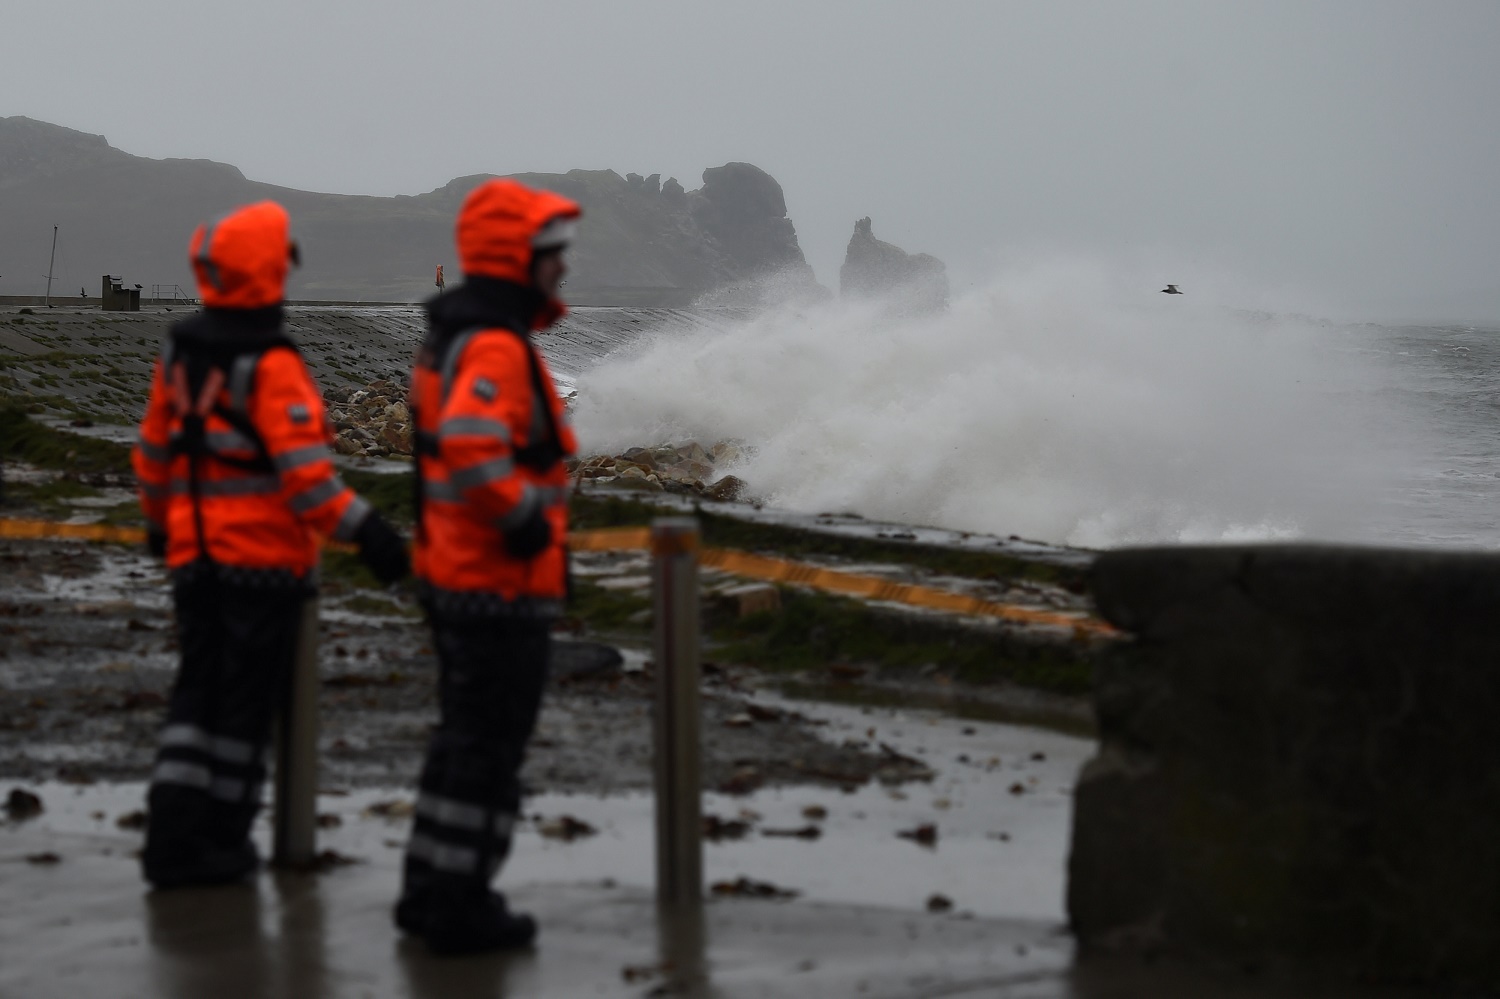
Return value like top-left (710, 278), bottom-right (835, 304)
top-left (839, 217), bottom-right (948, 313)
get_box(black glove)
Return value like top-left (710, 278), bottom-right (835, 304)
top-left (354, 511), bottom-right (411, 585)
top-left (147, 529), bottom-right (167, 559)
top-left (503, 508), bottom-right (552, 560)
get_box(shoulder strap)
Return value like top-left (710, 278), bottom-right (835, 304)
top-left (438, 325), bottom-right (485, 403)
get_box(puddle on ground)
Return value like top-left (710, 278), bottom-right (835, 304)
top-left (1, 697), bottom-right (1091, 924)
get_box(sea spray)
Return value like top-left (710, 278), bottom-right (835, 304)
top-left (574, 260), bottom-right (1387, 547)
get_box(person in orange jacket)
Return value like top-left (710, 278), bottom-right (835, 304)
top-left (133, 200), bottom-right (409, 889)
top-left (394, 179), bottom-right (580, 954)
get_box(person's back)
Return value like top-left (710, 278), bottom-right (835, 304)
top-left (132, 201), bottom-right (408, 888)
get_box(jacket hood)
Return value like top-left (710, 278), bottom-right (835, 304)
top-left (456, 179), bottom-right (580, 318)
top-left (189, 201), bottom-right (293, 309)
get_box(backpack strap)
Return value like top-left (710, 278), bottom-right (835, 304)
top-left (167, 339), bottom-right (293, 473)
top-left (162, 327), bottom-right (298, 564)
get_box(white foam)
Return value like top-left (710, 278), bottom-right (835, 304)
top-left (574, 259), bottom-right (1387, 548)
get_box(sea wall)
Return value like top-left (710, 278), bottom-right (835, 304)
top-left (1070, 545), bottom-right (1500, 990)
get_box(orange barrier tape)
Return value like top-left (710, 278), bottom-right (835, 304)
top-left (0, 517), bottom-right (360, 552)
top-left (567, 526), bottom-right (652, 552)
top-left (0, 517), bottom-right (1113, 637)
top-left (0, 518), bottom-right (146, 545)
top-left (698, 547), bottom-right (1116, 638)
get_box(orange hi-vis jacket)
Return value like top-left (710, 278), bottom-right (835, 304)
top-left (134, 332), bottom-right (370, 575)
top-left (411, 320), bottom-right (577, 604)
top-left (133, 200), bottom-right (369, 576)
top-left (411, 179), bottom-right (580, 607)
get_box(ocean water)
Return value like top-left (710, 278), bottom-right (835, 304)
top-left (1348, 323), bottom-right (1500, 549)
top-left (572, 265), bottom-right (1500, 551)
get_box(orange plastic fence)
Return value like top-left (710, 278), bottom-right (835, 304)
top-left (0, 517), bottom-right (1113, 637)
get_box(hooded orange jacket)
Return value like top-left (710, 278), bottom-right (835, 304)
top-left (410, 179), bottom-right (581, 605)
top-left (133, 202), bottom-right (370, 574)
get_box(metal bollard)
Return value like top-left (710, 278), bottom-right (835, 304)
top-left (652, 517), bottom-right (703, 906)
top-left (273, 596), bottom-right (320, 868)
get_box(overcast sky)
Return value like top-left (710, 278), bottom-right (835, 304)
top-left (6, 0), bottom-right (1499, 320)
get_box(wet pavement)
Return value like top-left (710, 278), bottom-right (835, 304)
top-left (4, 692), bottom-right (1088, 920)
top-left (0, 693), bottom-right (1088, 998)
top-left (0, 699), bottom-right (1437, 998)
top-left (2, 855), bottom-right (1077, 998)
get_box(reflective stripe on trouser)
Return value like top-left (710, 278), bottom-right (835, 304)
top-left (142, 575), bottom-right (302, 876)
top-left (401, 615), bottom-right (550, 901)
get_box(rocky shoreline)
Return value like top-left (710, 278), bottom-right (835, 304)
top-left (324, 376), bottom-right (753, 501)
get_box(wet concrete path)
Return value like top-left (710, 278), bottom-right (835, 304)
top-left (1, 699), bottom-right (1083, 998)
top-left (1, 700), bottom-right (1435, 997)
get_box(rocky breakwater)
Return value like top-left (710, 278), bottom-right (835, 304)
top-left (324, 380), bottom-right (413, 459)
top-left (322, 377), bottom-right (752, 505)
top-left (573, 442), bottom-right (748, 502)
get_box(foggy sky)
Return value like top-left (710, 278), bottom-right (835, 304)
top-left (5, 0), bottom-right (1499, 320)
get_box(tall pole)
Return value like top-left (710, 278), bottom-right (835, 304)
top-left (273, 594), bottom-right (321, 869)
top-left (44, 226), bottom-right (57, 308)
top-left (652, 517), bottom-right (703, 907)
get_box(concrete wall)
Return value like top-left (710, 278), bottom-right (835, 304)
top-left (1070, 545), bottom-right (1500, 991)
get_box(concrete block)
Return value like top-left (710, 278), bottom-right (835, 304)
top-left (1071, 545), bottom-right (1500, 990)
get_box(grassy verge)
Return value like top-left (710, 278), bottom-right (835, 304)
top-left (568, 575), bottom-right (1095, 697)
top-left (0, 409), bottom-right (1097, 697)
top-left (1, 479), bottom-right (105, 520)
top-left (341, 469), bottom-right (412, 524)
top-left (713, 586), bottom-right (1093, 696)
top-left (0, 402), bottom-right (134, 475)
top-left (570, 492), bottom-right (1083, 589)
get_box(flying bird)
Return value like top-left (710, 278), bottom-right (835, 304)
top-left (1161, 284), bottom-right (1183, 295)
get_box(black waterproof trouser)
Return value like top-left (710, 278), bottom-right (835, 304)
top-left (400, 613), bottom-right (551, 913)
top-left (142, 571), bottom-right (303, 882)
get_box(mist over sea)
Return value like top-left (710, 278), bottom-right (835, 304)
top-left (573, 262), bottom-right (1500, 551)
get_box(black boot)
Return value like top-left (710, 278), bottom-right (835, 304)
top-left (394, 890), bottom-right (430, 936)
top-left (143, 839), bottom-right (259, 890)
top-left (143, 782), bottom-right (260, 890)
top-left (422, 888), bottom-right (537, 956)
